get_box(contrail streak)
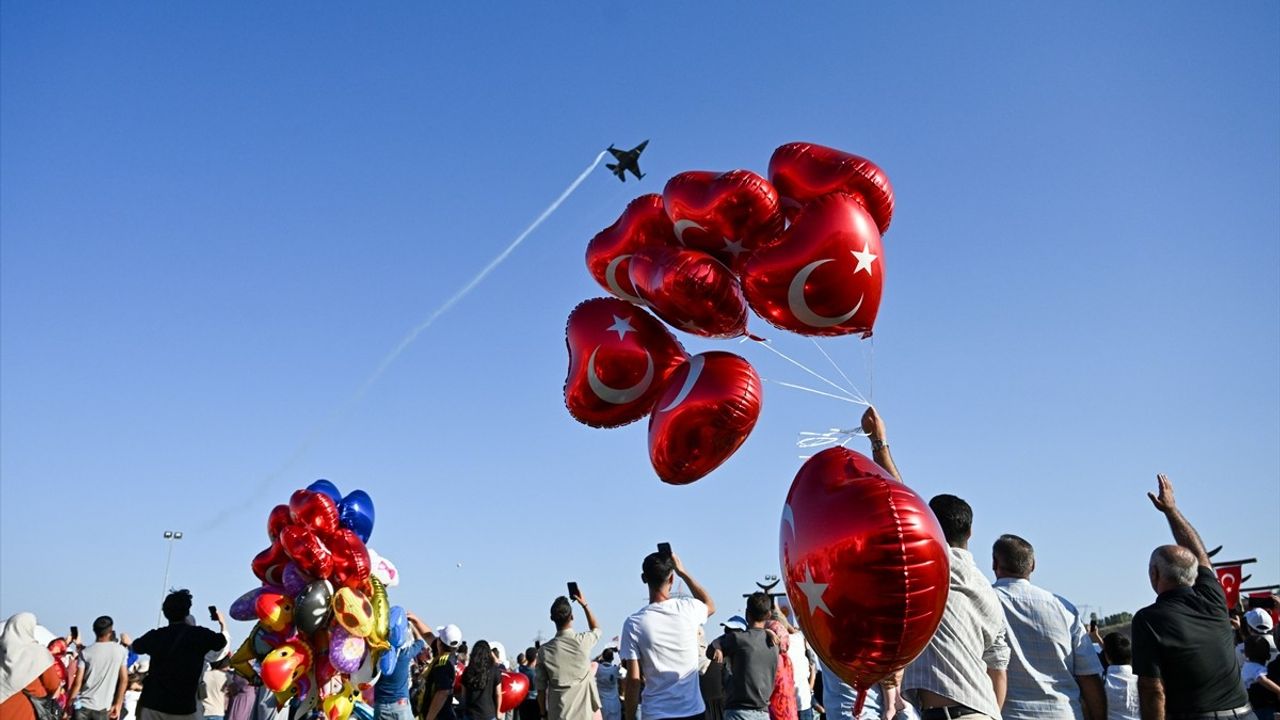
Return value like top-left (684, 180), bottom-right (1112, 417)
top-left (198, 151), bottom-right (607, 531)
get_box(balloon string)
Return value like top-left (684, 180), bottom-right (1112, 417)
top-left (763, 378), bottom-right (865, 404)
top-left (868, 335), bottom-right (875, 404)
top-left (748, 338), bottom-right (863, 402)
top-left (809, 338), bottom-right (869, 405)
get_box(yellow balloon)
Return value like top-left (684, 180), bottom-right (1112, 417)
top-left (322, 682), bottom-right (358, 720)
top-left (367, 577), bottom-right (390, 650)
top-left (228, 634), bottom-right (258, 680)
top-left (332, 587), bottom-right (375, 638)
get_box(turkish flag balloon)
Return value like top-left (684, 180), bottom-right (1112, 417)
top-left (564, 297), bottom-right (687, 428)
top-left (768, 142), bottom-right (895, 235)
top-left (628, 245), bottom-right (748, 339)
top-left (267, 504), bottom-right (292, 541)
top-left (662, 170), bottom-right (783, 266)
top-left (587, 194), bottom-right (678, 306)
top-left (780, 447), bottom-right (949, 704)
top-left (648, 351), bottom-right (762, 485)
top-left (289, 490), bottom-right (340, 537)
top-left (252, 541), bottom-right (290, 587)
top-left (742, 193), bottom-right (884, 337)
top-left (327, 528), bottom-right (372, 589)
top-left (281, 525), bottom-right (335, 580)
top-left (498, 671), bottom-right (530, 713)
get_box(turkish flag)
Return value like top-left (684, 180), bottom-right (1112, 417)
top-left (1215, 565), bottom-right (1242, 609)
top-left (1247, 591), bottom-right (1280, 627)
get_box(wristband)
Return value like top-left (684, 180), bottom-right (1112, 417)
top-left (870, 438), bottom-right (887, 451)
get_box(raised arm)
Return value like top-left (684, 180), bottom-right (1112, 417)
top-left (574, 593), bottom-right (600, 632)
top-left (861, 407), bottom-right (901, 483)
top-left (671, 553), bottom-right (715, 617)
top-left (1147, 474), bottom-right (1210, 568)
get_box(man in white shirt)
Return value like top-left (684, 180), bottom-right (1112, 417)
top-left (620, 550), bottom-right (716, 720)
top-left (1099, 634), bottom-right (1138, 720)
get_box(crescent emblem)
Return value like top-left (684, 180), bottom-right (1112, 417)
top-left (672, 219), bottom-right (705, 246)
top-left (658, 354), bottom-right (705, 412)
top-left (781, 503), bottom-right (796, 539)
top-left (587, 346), bottom-right (654, 405)
top-left (787, 259), bottom-right (864, 328)
top-left (604, 254), bottom-right (647, 306)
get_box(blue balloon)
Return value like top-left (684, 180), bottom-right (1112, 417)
top-left (306, 479), bottom-right (343, 503)
top-left (388, 606), bottom-right (409, 648)
top-left (378, 646), bottom-right (398, 676)
top-left (338, 489), bottom-right (375, 543)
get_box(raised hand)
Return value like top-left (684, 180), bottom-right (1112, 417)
top-left (1147, 473), bottom-right (1176, 514)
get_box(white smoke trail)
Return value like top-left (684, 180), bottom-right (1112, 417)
top-left (199, 151), bottom-right (607, 530)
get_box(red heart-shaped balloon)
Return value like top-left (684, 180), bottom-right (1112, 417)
top-left (628, 245), bottom-right (748, 339)
top-left (498, 671), bottom-right (530, 714)
top-left (252, 541), bottom-right (291, 587)
top-left (281, 525), bottom-right (335, 580)
top-left (267, 504), bottom-right (292, 541)
top-left (780, 447), bottom-right (949, 699)
top-left (741, 193), bottom-right (883, 337)
top-left (662, 170), bottom-right (783, 266)
top-left (289, 490), bottom-right (340, 537)
top-left (564, 297), bottom-right (687, 428)
top-left (768, 142), bottom-right (895, 234)
top-left (647, 351), bottom-right (762, 485)
top-left (327, 528), bottom-right (371, 589)
top-left (586, 194), bottom-right (678, 306)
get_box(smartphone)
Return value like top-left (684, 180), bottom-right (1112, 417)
top-left (657, 542), bottom-right (672, 558)
top-left (208, 605), bottom-right (218, 622)
top-left (70, 626), bottom-right (78, 641)
top-left (567, 582), bottom-right (580, 600)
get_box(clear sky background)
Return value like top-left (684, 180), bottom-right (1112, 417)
top-left (3, 3), bottom-right (1277, 652)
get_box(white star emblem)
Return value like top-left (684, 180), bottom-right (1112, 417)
top-left (722, 238), bottom-right (747, 259)
top-left (797, 567), bottom-right (832, 616)
top-left (851, 242), bottom-right (878, 276)
top-left (606, 315), bottom-right (636, 341)
top-left (680, 319), bottom-right (703, 333)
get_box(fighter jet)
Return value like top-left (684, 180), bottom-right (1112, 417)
top-left (606, 140), bottom-right (648, 182)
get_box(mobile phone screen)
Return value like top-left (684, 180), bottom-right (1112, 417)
top-left (567, 582), bottom-right (579, 599)
top-left (70, 626), bottom-right (78, 641)
top-left (208, 605), bottom-right (218, 622)
top-left (657, 542), bottom-right (671, 557)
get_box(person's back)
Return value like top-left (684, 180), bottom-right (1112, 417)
top-left (373, 635), bottom-right (427, 712)
top-left (537, 594), bottom-right (603, 720)
top-left (201, 666), bottom-right (227, 720)
top-left (76, 619), bottom-right (129, 720)
top-left (718, 626), bottom-right (776, 716)
top-left (1100, 634), bottom-right (1138, 720)
top-left (133, 592), bottom-right (228, 719)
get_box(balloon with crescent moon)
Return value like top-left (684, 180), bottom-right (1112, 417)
top-left (628, 245), bottom-right (749, 339)
top-left (586, 194), bottom-right (678, 306)
top-left (662, 170), bottom-right (784, 267)
top-left (768, 141), bottom-right (896, 234)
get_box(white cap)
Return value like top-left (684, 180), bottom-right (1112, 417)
top-left (1245, 608), bottom-right (1274, 633)
top-left (435, 624), bottom-right (463, 648)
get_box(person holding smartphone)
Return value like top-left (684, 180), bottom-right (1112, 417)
top-left (535, 585), bottom-right (601, 720)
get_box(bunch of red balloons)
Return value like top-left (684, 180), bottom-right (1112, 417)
top-left (227, 480), bottom-right (405, 720)
top-left (565, 142), bottom-right (895, 484)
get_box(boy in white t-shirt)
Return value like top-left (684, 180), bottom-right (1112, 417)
top-left (620, 551), bottom-right (716, 720)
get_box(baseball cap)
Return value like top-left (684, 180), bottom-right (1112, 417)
top-left (720, 615), bottom-right (748, 631)
top-left (1245, 608), bottom-right (1274, 633)
top-left (435, 624), bottom-right (463, 648)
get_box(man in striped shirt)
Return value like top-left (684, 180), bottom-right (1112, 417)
top-left (990, 535), bottom-right (1106, 720)
top-left (861, 408), bottom-right (1010, 720)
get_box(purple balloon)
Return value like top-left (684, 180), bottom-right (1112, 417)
top-left (329, 625), bottom-right (366, 674)
top-left (281, 563), bottom-right (314, 596)
top-left (229, 587), bottom-right (264, 622)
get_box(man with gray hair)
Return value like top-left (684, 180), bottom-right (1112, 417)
top-left (990, 534), bottom-right (1105, 720)
top-left (1131, 474), bottom-right (1248, 720)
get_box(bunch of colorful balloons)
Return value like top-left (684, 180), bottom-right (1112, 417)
top-left (565, 142), bottom-right (895, 484)
top-left (228, 480), bottom-right (409, 720)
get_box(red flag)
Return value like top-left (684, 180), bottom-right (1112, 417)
top-left (1215, 565), bottom-right (1242, 609)
top-left (1247, 591), bottom-right (1280, 626)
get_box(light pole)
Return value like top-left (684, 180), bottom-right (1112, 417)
top-left (157, 530), bottom-right (183, 626)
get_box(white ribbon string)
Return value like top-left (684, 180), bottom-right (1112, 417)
top-left (748, 337), bottom-right (864, 402)
top-left (763, 378), bottom-right (864, 404)
top-left (809, 337), bottom-right (869, 405)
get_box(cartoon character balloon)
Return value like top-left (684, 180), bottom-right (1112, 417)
top-left (295, 579), bottom-right (335, 635)
top-left (780, 447), bottom-right (949, 711)
top-left (261, 639), bottom-right (313, 693)
top-left (332, 587), bottom-right (376, 638)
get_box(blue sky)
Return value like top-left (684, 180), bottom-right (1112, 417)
top-left (3, 2), bottom-right (1277, 651)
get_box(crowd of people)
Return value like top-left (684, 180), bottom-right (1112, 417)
top-left (2, 409), bottom-right (1277, 720)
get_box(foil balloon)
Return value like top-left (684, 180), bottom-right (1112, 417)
top-left (267, 504), bottom-right (292, 541)
top-left (349, 647), bottom-right (379, 687)
top-left (282, 563), bottom-right (315, 597)
top-left (332, 586), bottom-right (376, 638)
top-left (228, 634), bottom-right (258, 679)
top-left (337, 490), bottom-right (375, 544)
top-left (647, 351), bottom-right (762, 485)
top-left (377, 646), bottom-right (398, 677)
top-left (307, 479), bottom-right (344, 504)
top-left (273, 669), bottom-right (316, 714)
top-left (290, 489), bottom-right (341, 536)
top-left (662, 170), bottom-right (783, 265)
top-left (252, 542), bottom-right (290, 587)
top-left (498, 671), bottom-right (531, 714)
top-left (563, 297), bottom-right (687, 428)
top-left (261, 638), bottom-right (313, 693)
top-left (741, 193), bottom-right (884, 338)
top-left (367, 549), bottom-right (400, 588)
top-left (780, 447), bottom-right (950, 708)
top-left (295, 579), bottom-right (335, 635)
top-left (628, 246), bottom-right (748, 339)
top-left (586, 194), bottom-right (678, 305)
top-left (322, 682), bottom-right (360, 720)
top-left (328, 625), bottom-right (367, 674)
top-left (230, 587), bottom-right (267, 622)
top-left (768, 142), bottom-right (895, 234)
top-left (281, 525), bottom-right (335, 580)
top-left (328, 528), bottom-right (372, 589)
top-left (254, 590), bottom-right (295, 633)
top-left (387, 606), bottom-right (409, 649)
top-left (366, 577), bottom-right (390, 651)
